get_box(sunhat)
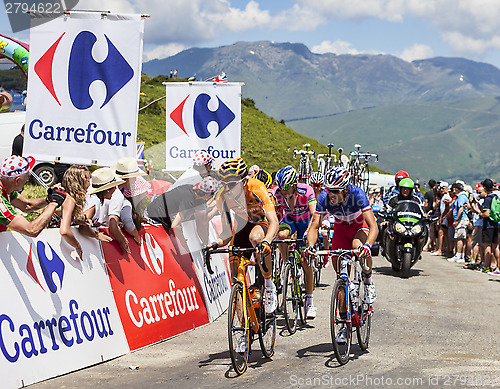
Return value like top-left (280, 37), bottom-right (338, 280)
top-left (123, 176), bottom-right (151, 197)
top-left (113, 157), bottom-right (147, 179)
top-left (192, 176), bottom-right (219, 194)
top-left (193, 151), bottom-right (214, 166)
top-left (88, 167), bottom-right (125, 195)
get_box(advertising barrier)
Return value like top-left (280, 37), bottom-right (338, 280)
top-left (101, 225), bottom-right (210, 351)
top-left (1, 221), bottom-right (231, 387)
top-left (0, 229), bottom-right (129, 389)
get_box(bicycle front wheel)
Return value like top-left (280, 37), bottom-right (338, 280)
top-left (258, 285), bottom-right (277, 358)
top-left (283, 263), bottom-right (299, 334)
top-left (330, 279), bottom-right (352, 365)
top-left (272, 247), bottom-right (284, 312)
top-left (228, 283), bottom-right (250, 375)
top-left (356, 285), bottom-right (372, 351)
top-left (361, 164), bottom-right (369, 194)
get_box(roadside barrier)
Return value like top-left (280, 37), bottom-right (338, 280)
top-left (0, 219), bottom-right (231, 388)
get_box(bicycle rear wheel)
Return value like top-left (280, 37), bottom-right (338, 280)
top-left (228, 283), bottom-right (250, 375)
top-left (258, 284), bottom-right (277, 358)
top-left (356, 284), bottom-right (372, 351)
top-left (360, 164), bottom-right (369, 194)
top-left (330, 279), bottom-right (352, 365)
top-left (282, 263), bottom-right (299, 334)
top-left (298, 263), bottom-right (307, 325)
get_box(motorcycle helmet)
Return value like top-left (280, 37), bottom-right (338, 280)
top-left (399, 178), bottom-right (414, 198)
top-left (395, 170), bottom-right (410, 186)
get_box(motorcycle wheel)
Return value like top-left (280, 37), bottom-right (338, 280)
top-left (401, 252), bottom-right (412, 278)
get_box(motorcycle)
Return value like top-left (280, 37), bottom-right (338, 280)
top-left (379, 200), bottom-right (436, 278)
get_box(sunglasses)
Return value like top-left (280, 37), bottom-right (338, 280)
top-left (312, 184), bottom-right (323, 188)
top-left (326, 187), bottom-right (342, 194)
top-left (280, 184), bottom-right (296, 191)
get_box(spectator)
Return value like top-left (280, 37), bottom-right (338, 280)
top-left (467, 184), bottom-right (486, 269)
top-left (59, 165), bottom-right (110, 259)
top-left (477, 179), bottom-right (499, 272)
top-left (11, 125), bottom-right (24, 157)
top-left (432, 181), bottom-right (452, 256)
top-left (146, 176), bottom-right (219, 247)
top-left (0, 155), bottom-right (66, 236)
top-left (112, 158), bottom-right (147, 249)
top-left (423, 179), bottom-right (437, 252)
top-left (448, 182), bottom-right (469, 263)
top-left (173, 69), bottom-right (178, 78)
top-left (169, 70), bottom-right (173, 79)
top-left (169, 150), bottom-right (214, 190)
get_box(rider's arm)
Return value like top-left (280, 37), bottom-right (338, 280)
top-left (212, 193), bottom-right (234, 247)
top-left (11, 193), bottom-right (49, 213)
top-left (306, 212), bottom-right (322, 247)
top-left (362, 208), bottom-right (379, 247)
top-left (7, 202), bottom-right (59, 237)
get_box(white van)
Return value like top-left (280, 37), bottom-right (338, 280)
top-left (0, 111), bottom-right (59, 186)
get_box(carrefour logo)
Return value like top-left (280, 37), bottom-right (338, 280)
top-left (26, 242), bottom-right (65, 294)
top-left (170, 93), bottom-right (236, 139)
top-left (140, 233), bottom-right (164, 275)
top-left (34, 31), bottom-right (133, 110)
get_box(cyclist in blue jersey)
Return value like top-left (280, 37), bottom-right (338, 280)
top-left (305, 168), bottom-right (378, 341)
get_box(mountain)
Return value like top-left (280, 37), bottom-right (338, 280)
top-left (142, 41), bottom-right (500, 182)
top-left (138, 75), bottom-right (386, 176)
top-left (142, 41), bottom-right (500, 122)
top-left (290, 96), bottom-right (500, 184)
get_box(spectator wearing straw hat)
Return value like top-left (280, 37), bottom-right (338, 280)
top-left (168, 150), bottom-right (214, 191)
top-left (86, 167), bottom-right (131, 253)
top-left (146, 176), bottom-right (220, 247)
top-left (0, 155), bottom-right (66, 236)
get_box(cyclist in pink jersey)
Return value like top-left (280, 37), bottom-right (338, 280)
top-left (273, 166), bottom-right (318, 319)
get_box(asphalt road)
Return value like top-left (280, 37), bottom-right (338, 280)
top-left (30, 253), bottom-right (500, 389)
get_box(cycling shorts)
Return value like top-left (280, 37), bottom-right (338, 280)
top-left (331, 220), bottom-right (368, 250)
top-left (280, 214), bottom-right (310, 246)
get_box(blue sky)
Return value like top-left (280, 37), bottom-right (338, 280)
top-left (2, 0), bottom-right (500, 69)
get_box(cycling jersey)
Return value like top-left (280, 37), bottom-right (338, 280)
top-left (0, 184), bottom-right (18, 232)
top-left (315, 185), bottom-right (370, 225)
top-left (315, 185), bottom-right (371, 250)
top-left (273, 183), bottom-right (316, 222)
top-left (216, 177), bottom-right (275, 225)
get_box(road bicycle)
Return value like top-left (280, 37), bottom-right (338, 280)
top-left (293, 143), bottom-right (315, 183)
top-left (203, 245), bottom-right (276, 375)
top-left (270, 242), bottom-right (285, 312)
top-left (335, 147), bottom-right (349, 168)
top-left (315, 248), bottom-right (373, 365)
top-left (274, 239), bottom-right (308, 335)
top-left (317, 143), bottom-right (336, 175)
top-left (348, 144), bottom-right (378, 194)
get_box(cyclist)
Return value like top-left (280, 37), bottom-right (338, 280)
top-left (207, 158), bottom-right (279, 314)
top-left (305, 167), bottom-right (378, 341)
top-left (273, 166), bottom-right (318, 319)
top-left (309, 172), bottom-right (324, 199)
top-left (310, 171), bottom-right (333, 258)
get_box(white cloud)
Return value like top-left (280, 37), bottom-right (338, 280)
top-left (142, 43), bottom-right (187, 61)
top-left (398, 43), bottom-right (435, 62)
top-left (312, 40), bottom-right (362, 55)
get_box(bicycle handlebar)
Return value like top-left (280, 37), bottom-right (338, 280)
top-left (203, 245), bottom-right (266, 274)
top-left (271, 238), bottom-right (303, 245)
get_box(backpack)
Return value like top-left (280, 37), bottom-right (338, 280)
top-left (489, 193), bottom-right (500, 222)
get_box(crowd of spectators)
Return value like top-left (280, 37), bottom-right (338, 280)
top-left (422, 178), bottom-right (500, 274)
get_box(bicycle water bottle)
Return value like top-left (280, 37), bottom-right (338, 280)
top-left (340, 258), bottom-right (348, 276)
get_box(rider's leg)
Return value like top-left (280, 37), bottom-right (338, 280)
top-left (249, 223), bottom-right (277, 313)
top-left (277, 226), bottom-right (291, 267)
top-left (353, 228), bottom-right (376, 303)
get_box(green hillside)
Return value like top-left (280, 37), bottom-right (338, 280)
top-left (289, 97), bottom-right (500, 183)
top-left (138, 74), bottom-right (386, 176)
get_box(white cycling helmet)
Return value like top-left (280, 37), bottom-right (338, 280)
top-left (324, 167), bottom-right (350, 190)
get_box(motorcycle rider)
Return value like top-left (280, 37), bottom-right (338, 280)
top-left (386, 178), bottom-right (423, 212)
top-left (383, 170), bottom-right (423, 205)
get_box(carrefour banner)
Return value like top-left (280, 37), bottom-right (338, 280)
top-left (101, 225), bottom-right (210, 351)
top-left (166, 83), bottom-right (241, 170)
top-left (24, 12), bottom-right (144, 166)
top-left (0, 229), bottom-right (129, 389)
